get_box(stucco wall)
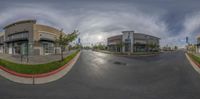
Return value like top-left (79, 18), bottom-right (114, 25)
top-left (33, 24), bottom-right (61, 41)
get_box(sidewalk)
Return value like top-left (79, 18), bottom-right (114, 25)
top-left (185, 53), bottom-right (200, 74)
top-left (195, 53), bottom-right (200, 57)
top-left (0, 51), bottom-right (81, 84)
top-left (0, 50), bottom-right (76, 64)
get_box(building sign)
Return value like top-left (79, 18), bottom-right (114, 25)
top-left (40, 32), bottom-right (56, 41)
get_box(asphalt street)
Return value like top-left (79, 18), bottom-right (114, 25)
top-left (0, 50), bottom-right (200, 99)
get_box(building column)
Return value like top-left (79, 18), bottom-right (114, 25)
top-left (12, 42), bottom-right (14, 54)
top-left (131, 43), bottom-right (133, 53)
top-left (28, 41), bottom-right (33, 56)
top-left (122, 45), bottom-right (125, 53)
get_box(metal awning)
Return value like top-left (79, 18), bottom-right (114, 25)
top-left (5, 38), bottom-right (28, 43)
top-left (39, 38), bottom-right (55, 42)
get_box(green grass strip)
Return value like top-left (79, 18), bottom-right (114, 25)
top-left (188, 53), bottom-right (200, 64)
top-left (0, 50), bottom-right (80, 74)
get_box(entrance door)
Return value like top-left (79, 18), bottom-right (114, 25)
top-left (124, 38), bottom-right (131, 52)
top-left (125, 43), bottom-right (131, 52)
top-left (14, 43), bottom-right (21, 55)
top-left (43, 43), bottom-right (48, 55)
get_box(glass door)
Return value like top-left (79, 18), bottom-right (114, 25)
top-left (21, 42), bottom-right (28, 55)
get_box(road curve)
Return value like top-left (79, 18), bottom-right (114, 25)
top-left (0, 50), bottom-right (200, 99)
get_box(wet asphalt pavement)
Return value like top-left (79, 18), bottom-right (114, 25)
top-left (0, 50), bottom-right (200, 99)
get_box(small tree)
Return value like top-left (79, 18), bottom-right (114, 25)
top-left (148, 43), bottom-right (154, 52)
top-left (55, 30), bottom-right (78, 61)
top-left (152, 43), bottom-right (157, 52)
top-left (174, 46), bottom-right (178, 50)
top-left (93, 43), bottom-right (106, 50)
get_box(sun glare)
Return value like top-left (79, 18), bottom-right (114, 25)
top-left (97, 35), bottom-right (103, 40)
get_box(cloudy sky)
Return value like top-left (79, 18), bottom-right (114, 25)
top-left (0, 0), bottom-right (200, 47)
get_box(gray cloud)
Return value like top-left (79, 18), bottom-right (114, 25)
top-left (0, 0), bottom-right (200, 47)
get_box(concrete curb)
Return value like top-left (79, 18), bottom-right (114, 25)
top-left (116, 53), bottom-right (161, 57)
top-left (185, 53), bottom-right (200, 74)
top-left (95, 50), bottom-right (161, 57)
top-left (0, 51), bottom-right (81, 84)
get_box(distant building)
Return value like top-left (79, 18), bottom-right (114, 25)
top-left (107, 35), bottom-right (122, 52)
top-left (197, 36), bottom-right (200, 53)
top-left (1, 19), bottom-right (65, 55)
top-left (107, 31), bottom-right (160, 53)
top-left (0, 32), bottom-right (5, 53)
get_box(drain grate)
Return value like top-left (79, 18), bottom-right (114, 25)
top-left (113, 61), bottom-right (127, 65)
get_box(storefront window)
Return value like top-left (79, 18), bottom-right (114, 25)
top-left (42, 42), bottom-right (54, 55)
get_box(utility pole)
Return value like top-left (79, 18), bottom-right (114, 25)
top-left (186, 36), bottom-right (189, 52)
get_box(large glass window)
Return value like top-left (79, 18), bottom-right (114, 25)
top-left (7, 32), bottom-right (28, 41)
top-left (42, 42), bottom-right (54, 55)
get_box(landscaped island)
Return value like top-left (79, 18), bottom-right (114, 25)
top-left (0, 50), bottom-right (80, 74)
top-left (188, 53), bottom-right (200, 65)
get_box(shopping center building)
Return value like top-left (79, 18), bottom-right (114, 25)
top-left (0, 20), bottom-right (63, 55)
top-left (107, 31), bottom-right (160, 53)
